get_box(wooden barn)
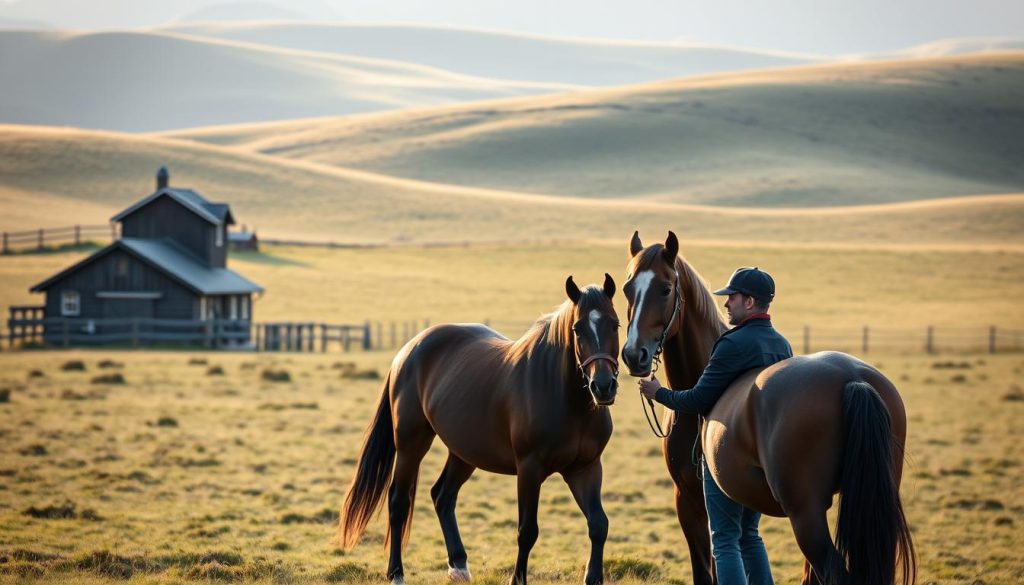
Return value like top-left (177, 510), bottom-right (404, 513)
top-left (26, 167), bottom-right (263, 347)
top-left (229, 228), bottom-right (259, 252)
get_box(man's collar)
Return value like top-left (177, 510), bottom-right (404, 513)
top-left (729, 313), bottom-right (771, 332)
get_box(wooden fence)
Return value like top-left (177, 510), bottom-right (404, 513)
top-left (1, 224), bottom-right (118, 254)
top-left (7, 315), bottom-right (253, 349)
top-left (3, 310), bottom-right (372, 352)
top-left (3, 311), bottom-right (1023, 355)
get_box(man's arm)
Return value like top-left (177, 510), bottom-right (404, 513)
top-left (653, 338), bottom-right (743, 415)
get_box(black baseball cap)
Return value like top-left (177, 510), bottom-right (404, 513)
top-left (713, 267), bottom-right (775, 301)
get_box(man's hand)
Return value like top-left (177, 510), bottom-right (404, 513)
top-left (638, 374), bottom-right (662, 400)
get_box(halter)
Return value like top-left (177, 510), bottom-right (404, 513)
top-left (642, 270), bottom-right (683, 438)
top-left (576, 352), bottom-right (619, 390)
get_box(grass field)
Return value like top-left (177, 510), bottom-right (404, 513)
top-left (1, 348), bottom-right (1021, 584)
top-left (1, 239), bottom-right (1021, 583)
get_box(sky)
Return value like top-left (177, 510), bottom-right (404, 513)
top-left (0, 0), bottom-right (1021, 55)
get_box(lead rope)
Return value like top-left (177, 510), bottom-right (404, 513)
top-left (641, 271), bottom-right (683, 438)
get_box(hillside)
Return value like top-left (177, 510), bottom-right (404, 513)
top-left (2, 124), bottom-right (1022, 250)
top-left (161, 21), bottom-right (821, 87)
top-left (0, 30), bottom-right (576, 132)
top-left (166, 53), bottom-right (1024, 207)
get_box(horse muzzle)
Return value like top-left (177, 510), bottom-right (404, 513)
top-left (621, 344), bottom-right (653, 377)
top-left (589, 377), bottom-right (618, 406)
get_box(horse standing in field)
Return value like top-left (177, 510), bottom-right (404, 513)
top-left (620, 232), bottom-right (916, 585)
top-left (339, 275), bottom-right (621, 585)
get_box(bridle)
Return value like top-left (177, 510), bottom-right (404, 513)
top-left (641, 269), bottom-right (683, 438)
top-left (576, 352), bottom-right (619, 391)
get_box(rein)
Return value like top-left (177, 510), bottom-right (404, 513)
top-left (641, 270), bottom-right (683, 438)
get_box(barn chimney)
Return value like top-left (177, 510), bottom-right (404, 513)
top-left (156, 166), bottom-right (169, 190)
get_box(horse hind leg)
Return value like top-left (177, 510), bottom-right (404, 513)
top-left (431, 453), bottom-right (476, 581)
top-left (386, 416), bottom-right (436, 584)
top-left (789, 510), bottom-right (847, 585)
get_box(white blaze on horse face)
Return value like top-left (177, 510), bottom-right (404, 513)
top-left (625, 270), bottom-right (654, 350)
top-left (588, 309), bottom-right (601, 343)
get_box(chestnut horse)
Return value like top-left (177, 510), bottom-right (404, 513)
top-left (620, 232), bottom-right (915, 585)
top-left (340, 275), bottom-right (621, 585)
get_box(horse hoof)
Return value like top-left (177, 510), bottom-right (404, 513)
top-left (391, 577), bottom-right (405, 585)
top-left (448, 566), bottom-right (472, 581)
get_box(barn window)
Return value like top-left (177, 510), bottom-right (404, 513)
top-left (215, 223), bottom-right (223, 247)
top-left (61, 291), bottom-right (80, 316)
top-left (240, 296), bottom-right (249, 320)
top-left (229, 296), bottom-right (238, 320)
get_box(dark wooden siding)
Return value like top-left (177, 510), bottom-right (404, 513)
top-left (120, 196), bottom-right (226, 267)
top-left (42, 250), bottom-right (196, 320)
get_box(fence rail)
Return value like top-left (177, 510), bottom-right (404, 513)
top-left (2, 224), bottom-right (119, 254)
top-left (3, 311), bottom-right (1023, 355)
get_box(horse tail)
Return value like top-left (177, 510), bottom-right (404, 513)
top-left (338, 370), bottom-right (396, 550)
top-left (836, 380), bottom-right (916, 585)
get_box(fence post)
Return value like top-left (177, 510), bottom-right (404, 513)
top-left (364, 321), bottom-right (372, 350)
top-left (862, 326), bottom-right (869, 354)
top-left (131, 318), bottom-right (139, 348)
top-left (343, 327), bottom-right (351, 352)
top-left (63, 319), bottom-right (70, 347)
top-left (390, 322), bottom-right (396, 349)
top-left (803, 325), bottom-right (810, 354)
top-left (926, 326), bottom-right (934, 354)
top-left (376, 321), bottom-right (382, 350)
top-left (37, 228), bottom-right (44, 250)
top-left (2, 232), bottom-right (7, 254)
top-left (75, 225), bottom-right (81, 246)
top-left (990, 326), bottom-right (997, 354)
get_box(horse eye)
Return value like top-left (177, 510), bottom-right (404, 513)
top-left (661, 287), bottom-right (672, 296)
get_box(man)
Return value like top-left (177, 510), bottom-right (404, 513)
top-left (638, 266), bottom-right (792, 585)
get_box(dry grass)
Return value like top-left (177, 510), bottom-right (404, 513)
top-left (0, 350), bottom-right (1020, 584)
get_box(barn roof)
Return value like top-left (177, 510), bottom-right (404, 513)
top-left (111, 188), bottom-right (235, 226)
top-left (30, 238), bottom-right (263, 295)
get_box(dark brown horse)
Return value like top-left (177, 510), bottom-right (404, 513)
top-left (340, 275), bottom-right (621, 585)
top-left (620, 232), bottom-right (916, 585)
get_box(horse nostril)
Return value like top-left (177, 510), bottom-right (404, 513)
top-left (638, 346), bottom-right (650, 365)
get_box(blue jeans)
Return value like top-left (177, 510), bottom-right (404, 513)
top-left (703, 459), bottom-right (774, 585)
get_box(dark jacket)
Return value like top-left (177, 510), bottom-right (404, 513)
top-left (654, 317), bottom-right (793, 415)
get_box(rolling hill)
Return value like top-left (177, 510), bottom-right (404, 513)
top-left (0, 30), bottom-right (577, 132)
top-left (160, 21), bottom-right (822, 87)
top-left (2, 124), bottom-right (1022, 250)
top-left (164, 52), bottom-right (1024, 207)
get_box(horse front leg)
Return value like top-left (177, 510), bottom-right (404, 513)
top-left (665, 419), bottom-right (714, 585)
top-left (511, 460), bottom-right (545, 585)
top-left (562, 461), bottom-right (608, 585)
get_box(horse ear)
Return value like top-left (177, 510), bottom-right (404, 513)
top-left (565, 275), bottom-right (582, 304)
top-left (629, 230), bottom-right (643, 257)
top-left (603, 273), bottom-right (616, 299)
top-left (662, 231), bottom-right (679, 265)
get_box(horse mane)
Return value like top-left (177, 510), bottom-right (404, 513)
top-left (506, 286), bottom-right (611, 374)
top-left (675, 255), bottom-right (729, 337)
